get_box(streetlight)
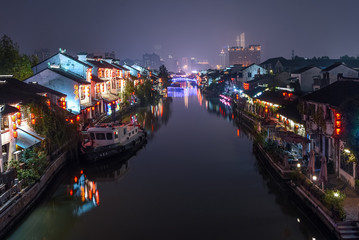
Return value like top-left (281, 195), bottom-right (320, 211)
top-left (0, 104), bottom-right (4, 173)
top-left (312, 176), bottom-right (317, 181)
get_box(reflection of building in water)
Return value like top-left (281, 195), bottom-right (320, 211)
top-left (197, 89), bottom-right (203, 106)
top-left (87, 160), bottom-right (130, 182)
top-left (70, 171), bottom-right (100, 216)
top-left (202, 95), bottom-right (234, 122)
top-left (120, 98), bottom-right (172, 138)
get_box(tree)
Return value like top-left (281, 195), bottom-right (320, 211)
top-left (122, 79), bottom-right (135, 106)
top-left (135, 79), bottom-right (156, 105)
top-left (158, 65), bottom-right (170, 88)
top-left (0, 34), bottom-right (34, 80)
top-left (340, 55), bottom-right (355, 60)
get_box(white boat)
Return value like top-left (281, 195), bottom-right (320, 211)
top-left (81, 122), bottom-right (146, 162)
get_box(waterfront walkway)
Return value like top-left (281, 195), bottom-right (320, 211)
top-left (326, 174), bottom-right (359, 221)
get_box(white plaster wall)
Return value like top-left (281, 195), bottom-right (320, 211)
top-left (328, 65), bottom-right (358, 84)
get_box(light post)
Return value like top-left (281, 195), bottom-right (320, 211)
top-left (0, 104), bottom-right (4, 173)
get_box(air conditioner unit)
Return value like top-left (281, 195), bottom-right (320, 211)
top-left (13, 151), bottom-right (22, 162)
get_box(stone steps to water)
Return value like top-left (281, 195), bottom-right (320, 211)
top-left (337, 221), bottom-right (359, 239)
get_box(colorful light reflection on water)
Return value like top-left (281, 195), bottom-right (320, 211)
top-left (70, 171), bottom-right (100, 216)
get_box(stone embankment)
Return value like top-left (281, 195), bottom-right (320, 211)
top-left (0, 149), bottom-right (69, 238)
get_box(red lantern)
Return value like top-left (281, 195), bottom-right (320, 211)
top-left (13, 123), bottom-right (17, 130)
top-left (92, 107), bottom-right (95, 111)
top-left (11, 115), bottom-right (16, 122)
top-left (31, 113), bottom-right (35, 119)
top-left (13, 131), bottom-right (17, 138)
top-left (336, 128), bottom-right (341, 135)
top-left (31, 119), bottom-right (36, 125)
top-left (17, 119), bottom-right (21, 125)
top-left (76, 116), bottom-right (80, 121)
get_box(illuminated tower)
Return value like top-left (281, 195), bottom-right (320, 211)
top-left (219, 49), bottom-right (227, 68)
top-left (240, 33), bottom-right (245, 48)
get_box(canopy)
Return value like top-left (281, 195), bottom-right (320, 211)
top-left (16, 129), bottom-right (43, 149)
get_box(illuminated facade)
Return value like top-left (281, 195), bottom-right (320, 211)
top-left (0, 77), bottom-right (64, 171)
top-left (300, 79), bottom-right (359, 187)
top-left (228, 45), bottom-right (261, 67)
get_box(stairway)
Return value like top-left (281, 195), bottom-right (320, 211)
top-left (337, 222), bottom-right (359, 239)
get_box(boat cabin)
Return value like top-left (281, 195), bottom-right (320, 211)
top-left (83, 124), bottom-right (140, 148)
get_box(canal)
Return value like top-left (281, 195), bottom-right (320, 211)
top-left (7, 86), bottom-right (333, 240)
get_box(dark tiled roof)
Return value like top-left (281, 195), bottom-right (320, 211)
top-left (257, 90), bottom-right (286, 105)
top-left (301, 80), bottom-right (359, 107)
top-left (49, 68), bottom-right (90, 85)
top-left (277, 100), bottom-right (301, 123)
top-left (242, 63), bottom-right (256, 70)
top-left (33, 52), bottom-right (92, 68)
top-left (0, 77), bottom-right (42, 104)
top-left (243, 86), bottom-right (267, 98)
top-left (321, 62), bottom-right (357, 72)
top-left (27, 82), bottom-right (66, 97)
top-left (86, 60), bottom-right (117, 69)
top-left (91, 75), bottom-right (105, 83)
top-left (111, 62), bottom-right (130, 71)
top-left (291, 66), bottom-right (318, 74)
top-left (261, 57), bottom-right (359, 72)
top-left (1, 104), bottom-right (19, 116)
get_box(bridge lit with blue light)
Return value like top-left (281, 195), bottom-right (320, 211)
top-left (171, 77), bottom-right (197, 83)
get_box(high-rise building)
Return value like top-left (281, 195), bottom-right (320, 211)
top-left (228, 34), bottom-right (261, 66)
top-left (228, 45), bottom-right (261, 67)
top-left (219, 49), bottom-right (227, 68)
top-left (165, 55), bottom-right (179, 73)
top-left (142, 53), bottom-right (162, 70)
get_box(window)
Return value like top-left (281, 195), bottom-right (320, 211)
top-left (80, 86), bottom-right (85, 100)
top-left (96, 133), bottom-right (106, 140)
top-left (106, 133), bottom-right (113, 140)
top-left (90, 133), bottom-right (95, 140)
top-left (114, 132), bottom-right (118, 139)
top-left (123, 128), bottom-right (127, 135)
top-left (248, 72), bottom-right (252, 78)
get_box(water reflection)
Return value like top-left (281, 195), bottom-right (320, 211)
top-left (8, 89), bottom-right (333, 240)
top-left (121, 98), bottom-right (173, 139)
top-left (70, 170), bottom-right (99, 216)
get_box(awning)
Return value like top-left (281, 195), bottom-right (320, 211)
top-left (274, 130), bottom-right (310, 144)
top-left (16, 129), bottom-right (43, 149)
top-left (102, 94), bottom-right (119, 103)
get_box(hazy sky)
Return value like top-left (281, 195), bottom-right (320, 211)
top-left (1, 0), bottom-right (359, 65)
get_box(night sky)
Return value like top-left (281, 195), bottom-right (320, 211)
top-left (1, 0), bottom-right (359, 64)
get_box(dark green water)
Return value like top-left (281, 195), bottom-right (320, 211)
top-left (7, 88), bottom-right (332, 240)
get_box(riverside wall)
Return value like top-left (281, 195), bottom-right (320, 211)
top-left (0, 150), bottom-right (69, 238)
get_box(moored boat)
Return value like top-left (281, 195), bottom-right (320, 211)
top-left (80, 122), bottom-right (146, 162)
